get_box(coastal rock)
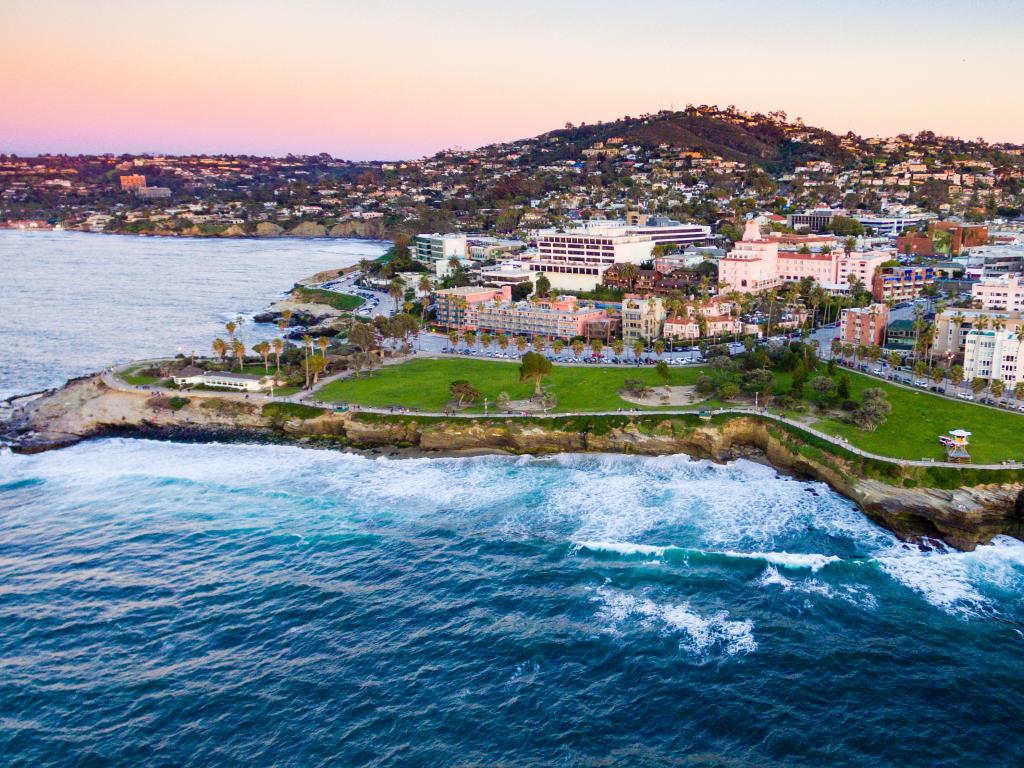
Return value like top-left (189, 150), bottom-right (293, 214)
top-left (287, 221), bottom-right (327, 238)
top-left (220, 224), bottom-right (247, 237)
top-left (255, 222), bottom-right (284, 237)
top-left (6, 381), bottom-right (1024, 552)
top-left (329, 219), bottom-right (388, 239)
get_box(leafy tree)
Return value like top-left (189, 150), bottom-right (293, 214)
top-left (809, 375), bottom-right (836, 403)
top-left (741, 368), bottom-right (773, 397)
top-left (837, 373), bottom-right (852, 399)
top-left (655, 360), bottom-right (671, 381)
top-left (449, 379), bottom-right (482, 407)
top-left (519, 351), bottom-right (553, 396)
top-left (852, 388), bottom-right (891, 431)
top-left (350, 322), bottom-right (377, 352)
top-left (719, 383), bottom-right (740, 400)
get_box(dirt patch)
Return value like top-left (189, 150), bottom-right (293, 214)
top-left (620, 385), bottom-right (705, 407)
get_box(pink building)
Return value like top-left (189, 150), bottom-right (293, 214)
top-left (434, 285), bottom-right (606, 339)
top-left (972, 274), bottom-right (1024, 312)
top-left (719, 220), bottom-right (783, 294)
top-left (722, 219), bottom-right (890, 295)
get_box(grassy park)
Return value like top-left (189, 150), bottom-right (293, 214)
top-left (314, 356), bottom-right (1024, 463)
top-left (316, 357), bottom-right (705, 413)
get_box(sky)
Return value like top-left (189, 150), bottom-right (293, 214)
top-left (2, 0), bottom-right (1020, 159)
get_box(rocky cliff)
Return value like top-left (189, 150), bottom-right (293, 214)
top-left (4, 377), bottom-right (1023, 550)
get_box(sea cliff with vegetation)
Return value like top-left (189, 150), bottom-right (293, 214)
top-left (4, 372), bottom-right (1023, 552)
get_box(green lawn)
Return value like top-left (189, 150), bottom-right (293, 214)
top-left (313, 357), bottom-right (1024, 463)
top-left (315, 358), bottom-right (705, 413)
top-left (291, 287), bottom-right (363, 311)
top-left (813, 370), bottom-right (1024, 464)
top-left (119, 365), bottom-right (164, 386)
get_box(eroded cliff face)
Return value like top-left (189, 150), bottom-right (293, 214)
top-left (5, 378), bottom-right (1023, 551)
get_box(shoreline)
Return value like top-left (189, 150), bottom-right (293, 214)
top-left (3, 373), bottom-right (1022, 551)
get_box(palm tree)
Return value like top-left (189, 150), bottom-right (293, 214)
top-left (308, 354), bottom-right (328, 386)
top-left (533, 336), bottom-right (545, 354)
top-left (226, 320), bottom-right (237, 338)
top-left (515, 336), bottom-right (528, 355)
top-left (572, 339), bottom-right (585, 358)
top-left (301, 333), bottom-right (313, 388)
top-left (991, 379), bottom-right (1006, 400)
top-left (498, 334), bottom-right (510, 353)
top-left (950, 364), bottom-right (964, 390)
top-left (480, 333), bottom-right (493, 352)
top-left (654, 340), bottom-right (665, 358)
top-left (389, 278), bottom-right (405, 307)
top-left (620, 262), bottom-right (639, 291)
top-left (418, 275), bottom-right (432, 296)
top-left (612, 338), bottom-right (624, 357)
top-left (1014, 382), bottom-right (1024, 406)
top-left (632, 339), bottom-right (644, 358)
top-left (272, 338), bottom-right (284, 373)
top-left (211, 337), bottom-right (227, 365)
top-left (317, 336), bottom-right (329, 360)
top-left (463, 330), bottom-right (477, 350)
top-left (447, 330), bottom-right (459, 349)
top-left (254, 340), bottom-right (271, 371)
top-left (591, 339), bottom-right (604, 359)
top-left (231, 338), bottom-right (245, 372)
top-left (553, 339), bottom-right (565, 356)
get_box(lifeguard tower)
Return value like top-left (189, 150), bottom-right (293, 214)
top-left (940, 429), bottom-right (972, 462)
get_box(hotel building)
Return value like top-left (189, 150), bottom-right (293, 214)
top-left (528, 231), bottom-right (655, 291)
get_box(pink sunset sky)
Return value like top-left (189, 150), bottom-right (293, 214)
top-left (3, 0), bottom-right (1021, 159)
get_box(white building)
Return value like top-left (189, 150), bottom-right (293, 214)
top-left (854, 213), bottom-right (935, 237)
top-left (172, 366), bottom-right (271, 392)
top-left (962, 329), bottom-right (1024, 385)
top-left (528, 231), bottom-right (655, 291)
top-left (415, 233), bottom-right (467, 263)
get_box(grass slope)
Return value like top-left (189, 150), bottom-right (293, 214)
top-left (291, 287), bottom-right (363, 311)
top-left (813, 370), bottom-right (1024, 465)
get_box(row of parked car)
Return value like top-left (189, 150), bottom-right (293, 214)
top-left (845, 360), bottom-right (1024, 412)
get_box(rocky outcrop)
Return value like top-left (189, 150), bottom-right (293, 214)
top-left (5, 382), bottom-right (1023, 551)
top-left (287, 221), bottom-right (327, 237)
top-left (255, 222), bottom-right (284, 237)
top-left (329, 219), bottom-right (389, 239)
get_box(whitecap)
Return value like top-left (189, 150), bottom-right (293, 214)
top-left (592, 587), bottom-right (756, 658)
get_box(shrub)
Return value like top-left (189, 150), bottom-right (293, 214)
top-left (262, 402), bottom-right (326, 421)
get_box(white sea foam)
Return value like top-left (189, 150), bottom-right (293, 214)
top-left (876, 537), bottom-right (1024, 618)
top-left (574, 541), bottom-right (667, 557)
top-left (721, 550), bottom-right (841, 572)
top-left (593, 586), bottom-right (756, 658)
top-left (756, 566), bottom-right (877, 608)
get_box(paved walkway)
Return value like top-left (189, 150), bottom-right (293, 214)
top-left (98, 361), bottom-right (1024, 472)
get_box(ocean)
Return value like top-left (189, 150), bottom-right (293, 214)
top-left (1, 232), bottom-right (1023, 766)
top-left (0, 230), bottom-right (388, 399)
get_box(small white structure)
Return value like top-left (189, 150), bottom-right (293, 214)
top-left (172, 366), bottom-right (271, 392)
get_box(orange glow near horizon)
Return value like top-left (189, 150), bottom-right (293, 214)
top-left (2, 0), bottom-right (1022, 158)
